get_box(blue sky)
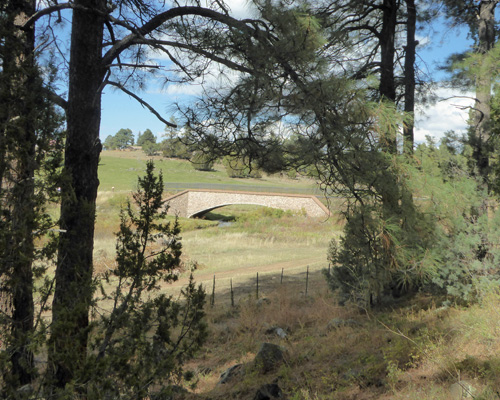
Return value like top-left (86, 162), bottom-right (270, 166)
top-left (100, 0), bottom-right (252, 141)
top-left (95, 2), bottom-right (475, 144)
top-left (413, 16), bottom-right (475, 143)
top-left (100, 89), bottom-right (178, 140)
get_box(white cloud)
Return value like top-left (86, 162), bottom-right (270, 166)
top-left (225, 0), bottom-right (257, 18)
top-left (165, 62), bottom-right (243, 96)
top-left (171, 0), bottom-right (256, 18)
top-left (146, 1), bottom-right (257, 92)
top-left (415, 34), bottom-right (430, 48)
top-left (414, 87), bottom-right (474, 143)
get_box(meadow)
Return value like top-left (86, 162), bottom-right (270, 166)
top-left (98, 149), bottom-right (321, 192)
top-left (94, 150), bottom-right (336, 280)
top-left (94, 150), bottom-right (500, 400)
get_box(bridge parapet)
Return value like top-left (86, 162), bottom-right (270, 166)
top-left (165, 189), bottom-right (330, 218)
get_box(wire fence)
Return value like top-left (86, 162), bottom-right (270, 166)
top-left (175, 263), bottom-right (332, 308)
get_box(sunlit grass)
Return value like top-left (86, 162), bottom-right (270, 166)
top-left (42, 153), bottom-right (500, 399)
top-left (98, 150), bottom-right (320, 191)
top-left (93, 201), bottom-right (339, 275)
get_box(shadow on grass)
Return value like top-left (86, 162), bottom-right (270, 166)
top-left (203, 266), bottom-right (329, 307)
top-left (200, 211), bottom-right (237, 222)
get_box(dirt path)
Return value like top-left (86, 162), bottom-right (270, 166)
top-left (168, 256), bottom-right (325, 289)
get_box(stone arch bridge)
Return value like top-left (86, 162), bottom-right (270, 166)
top-left (164, 189), bottom-right (330, 218)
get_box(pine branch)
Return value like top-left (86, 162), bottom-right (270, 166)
top-left (101, 7), bottom-right (267, 67)
top-left (105, 81), bottom-right (176, 128)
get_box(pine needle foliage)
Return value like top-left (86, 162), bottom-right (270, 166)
top-left (410, 139), bottom-right (500, 305)
top-left (0, 3), bottom-right (65, 391)
top-left (80, 161), bottom-right (207, 399)
top-left (325, 197), bottom-right (439, 307)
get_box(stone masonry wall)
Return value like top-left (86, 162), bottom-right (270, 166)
top-left (165, 190), bottom-right (189, 217)
top-left (165, 189), bottom-right (329, 218)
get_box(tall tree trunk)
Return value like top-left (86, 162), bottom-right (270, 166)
top-left (380, 0), bottom-right (397, 104)
top-left (2, 0), bottom-right (37, 386)
top-left (474, 0), bottom-right (497, 183)
top-left (378, 0), bottom-right (400, 216)
top-left (50, 0), bottom-right (105, 388)
top-left (403, 0), bottom-right (416, 154)
top-left (379, 0), bottom-right (398, 155)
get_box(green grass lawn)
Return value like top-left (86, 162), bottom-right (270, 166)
top-left (98, 150), bottom-right (320, 192)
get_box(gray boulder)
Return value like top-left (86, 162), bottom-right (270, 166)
top-left (265, 326), bottom-right (288, 339)
top-left (254, 343), bottom-right (286, 373)
top-left (254, 382), bottom-right (282, 400)
top-left (218, 363), bottom-right (243, 385)
top-left (257, 297), bottom-right (271, 307)
top-left (449, 381), bottom-right (475, 399)
top-left (16, 384), bottom-right (33, 396)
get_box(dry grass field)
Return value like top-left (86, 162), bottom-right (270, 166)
top-left (181, 286), bottom-right (500, 400)
top-left (89, 151), bottom-right (500, 399)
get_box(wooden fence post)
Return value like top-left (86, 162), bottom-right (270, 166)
top-left (230, 278), bottom-right (234, 307)
top-left (256, 272), bottom-right (259, 299)
top-left (305, 265), bottom-right (309, 297)
top-left (280, 268), bottom-right (284, 284)
top-left (211, 275), bottom-right (215, 307)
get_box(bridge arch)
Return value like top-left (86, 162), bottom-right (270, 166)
top-left (190, 204), bottom-right (237, 219)
top-left (189, 202), bottom-right (293, 219)
top-left (165, 189), bottom-right (330, 219)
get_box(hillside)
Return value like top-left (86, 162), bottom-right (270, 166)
top-left (92, 151), bottom-right (500, 399)
top-left (5, 2), bottom-right (500, 397)
top-left (182, 285), bottom-right (500, 400)
top-left (98, 150), bottom-right (320, 193)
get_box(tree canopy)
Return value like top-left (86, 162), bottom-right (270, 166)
top-left (3, 0), bottom-right (500, 396)
top-left (104, 128), bottom-right (135, 150)
top-left (137, 128), bottom-right (156, 146)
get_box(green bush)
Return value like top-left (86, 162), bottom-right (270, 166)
top-left (142, 141), bottom-right (159, 156)
top-left (410, 140), bottom-right (500, 304)
top-left (325, 138), bottom-right (500, 307)
top-left (324, 205), bottom-right (438, 306)
top-left (86, 161), bottom-right (207, 398)
top-left (161, 138), bottom-right (192, 159)
top-left (222, 156), bottom-right (262, 178)
top-left (190, 151), bottom-right (215, 171)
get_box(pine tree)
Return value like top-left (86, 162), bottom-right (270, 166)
top-left (0, 0), bottom-right (64, 390)
top-left (137, 128), bottom-right (156, 147)
top-left (22, 0), bottom-right (325, 388)
top-left (49, 161), bottom-right (207, 398)
top-left (441, 0), bottom-right (499, 183)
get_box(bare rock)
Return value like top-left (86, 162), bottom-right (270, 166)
top-left (449, 381), bottom-right (475, 399)
top-left (264, 326), bottom-right (288, 339)
top-left (254, 382), bottom-right (282, 400)
top-left (257, 297), bottom-right (271, 307)
top-left (17, 384), bottom-right (33, 396)
top-left (218, 364), bottom-right (243, 385)
top-left (254, 343), bottom-right (286, 373)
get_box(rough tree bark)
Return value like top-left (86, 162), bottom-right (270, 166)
top-left (403, 0), bottom-right (416, 154)
top-left (2, 0), bottom-right (37, 386)
top-left (49, 0), bottom-right (106, 387)
top-left (380, 0), bottom-right (398, 103)
top-left (376, 0), bottom-right (401, 217)
top-left (474, 0), bottom-right (497, 181)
